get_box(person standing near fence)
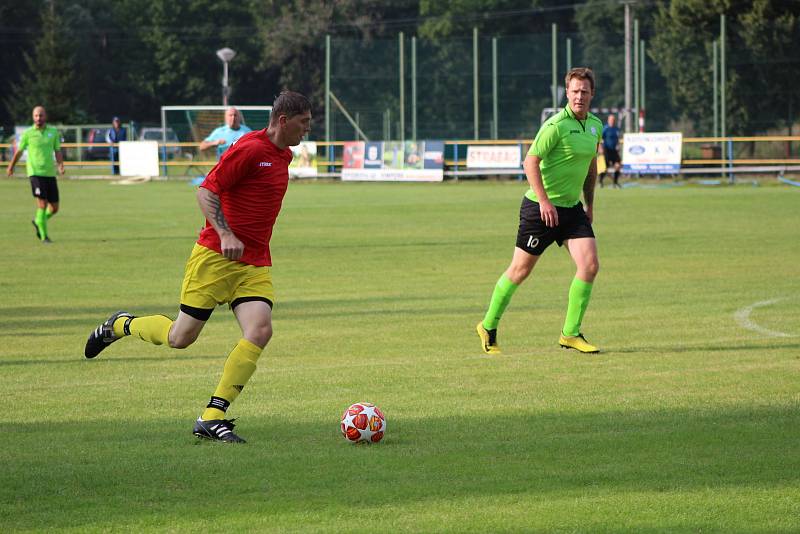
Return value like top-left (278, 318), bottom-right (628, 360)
top-left (106, 116), bottom-right (127, 175)
top-left (199, 107), bottom-right (252, 159)
top-left (599, 114), bottom-right (621, 188)
top-left (83, 91), bottom-right (312, 443)
top-left (5, 105), bottom-right (64, 243)
top-left (476, 67), bottom-right (603, 355)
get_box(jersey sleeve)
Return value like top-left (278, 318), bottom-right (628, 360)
top-left (53, 131), bottom-right (61, 150)
top-left (527, 122), bottom-right (560, 158)
top-left (201, 142), bottom-right (247, 194)
top-left (18, 132), bottom-right (27, 152)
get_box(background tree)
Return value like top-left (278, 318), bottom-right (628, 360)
top-left (647, 0), bottom-right (800, 136)
top-left (575, 0), bottom-right (678, 132)
top-left (4, 0), bottom-right (86, 124)
top-left (737, 0), bottom-right (800, 135)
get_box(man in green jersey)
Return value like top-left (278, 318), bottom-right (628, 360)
top-left (6, 106), bottom-right (65, 243)
top-left (477, 67), bottom-right (602, 354)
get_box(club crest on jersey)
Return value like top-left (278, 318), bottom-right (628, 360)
top-left (259, 161), bottom-right (273, 167)
top-left (591, 126), bottom-right (597, 135)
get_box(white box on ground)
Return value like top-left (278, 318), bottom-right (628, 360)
top-left (119, 141), bottom-right (160, 177)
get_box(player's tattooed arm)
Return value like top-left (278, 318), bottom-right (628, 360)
top-left (197, 187), bottom-right (245, 260)
top-left (197, 187), bottom-right (231, 233)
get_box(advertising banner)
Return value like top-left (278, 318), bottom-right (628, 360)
top-left (622, 132), bottom-right (682, 174)
top-left (466, 145), bottom-right (522, 169)
top-left (343, 141), bottom-right (365, 169)
top-left (342, 140), bottom-right (444, 181)
top-left (289, 141), bottom-right (317, 178)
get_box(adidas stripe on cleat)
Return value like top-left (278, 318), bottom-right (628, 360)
top-left (84, 311), bottom-right (134, 359)
top-left (193, 418), bottom-right (246, 443)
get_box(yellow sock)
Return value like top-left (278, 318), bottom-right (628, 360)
top-left (113, 315), bottom-right (173, 345)
top-left (202, 338), bottom-right (263, 421)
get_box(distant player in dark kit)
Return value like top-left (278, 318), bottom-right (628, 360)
top-left (84, 91), bottom-right (312, 443)
top-left (599, 114), bottom-right (621, 188)
top-left (477, 67), bottom-right (603, 355)
top-left (6, 106), bottom-right (64, 243)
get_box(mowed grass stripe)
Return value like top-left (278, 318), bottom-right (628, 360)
top-left (1, 179), bottom-right (798, 532)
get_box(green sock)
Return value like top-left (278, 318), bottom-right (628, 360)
top-left (562, 277), bottom-right (593, 336)
top-left (45, 208), bottom-right (53, 220)
top-left (35, 208), bottom-right (47, 240)
top-left (482, 274), bottom-right (519, 330)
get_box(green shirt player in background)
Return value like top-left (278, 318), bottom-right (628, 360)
top-left (6, 106), bottom-right (65, 243)
top-left (476, 67), bottom-right (603, 354)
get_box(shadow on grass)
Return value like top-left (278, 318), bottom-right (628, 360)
top-left (4, 404), bottom-right (799, 531)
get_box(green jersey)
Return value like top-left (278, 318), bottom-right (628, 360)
top-left (18, 125), bottom-right (61, 177)
top-left (525, 106), bottom-right (602, 207)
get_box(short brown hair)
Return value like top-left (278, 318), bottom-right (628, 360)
top-left (565, 67), bottom-right (595, 92)
top-left (270, 91), bottom-right (311, 124)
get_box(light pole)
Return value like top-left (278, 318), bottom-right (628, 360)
top-left (216, 47), bottom-right (237, 106)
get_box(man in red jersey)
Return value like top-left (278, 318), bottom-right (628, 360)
top-left (84, 91), bottom-right (312, 443)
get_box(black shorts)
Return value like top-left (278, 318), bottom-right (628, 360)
top-left (515, 197), bottom-right (595, 256)
top-left (29, 176), bottom-right (59, 203)
top-left (604, 148), bottom-right (620, 165)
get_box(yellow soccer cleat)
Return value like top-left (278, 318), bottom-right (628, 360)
top-left (559, 333), bottom-right (600, 354)
top-left (476, 322), bottom-right (502, 355)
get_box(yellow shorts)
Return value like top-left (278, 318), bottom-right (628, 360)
top-left (180, 244), bottom-right (274, 320)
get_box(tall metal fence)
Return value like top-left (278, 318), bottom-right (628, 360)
top-left (327, 31), bottom-right (598, 143)
top-left (325, 18), bottom-right (800, 144)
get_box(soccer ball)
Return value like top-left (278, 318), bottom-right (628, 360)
top-left (341, 402), bottom-right (385, 443)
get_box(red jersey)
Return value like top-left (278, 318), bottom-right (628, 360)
top-left (197, 129), bottom-right (293, 266)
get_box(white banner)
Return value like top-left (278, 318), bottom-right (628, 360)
top-left (622, 132), bottom-right (682, 174)
top-left (466, 145), bottom-right (521, 169)
top-left (119, 141), bottom-right (159, 177)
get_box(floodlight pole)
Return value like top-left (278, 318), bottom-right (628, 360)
top-left (492, 37), bottom-right (498, 140)
top-left (624, 1), bottom-right (633, 133)
top-left (399, 32), bottom-right (405, 145)
top-left (634, 19), bottom-right (639, 125)
top-left (566, 37), bottom-right (572, 72)
top-left (216, 47), bottom-right (237, 107)
top-left (412, 36), bottom-right (417, 141)
top-left (473, 27), bottom-right (479, 140)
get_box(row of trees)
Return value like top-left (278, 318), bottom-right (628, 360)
top-left (1, 0), bottom-right (798, 137)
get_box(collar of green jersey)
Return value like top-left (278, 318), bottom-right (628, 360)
top-left (563, 105), bottom-right (587, 132)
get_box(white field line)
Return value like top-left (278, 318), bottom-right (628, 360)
top-left (734, 298), bottom-right (794, 338)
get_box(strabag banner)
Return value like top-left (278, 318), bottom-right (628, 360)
top-left (289, 141), bottom-right (318, 178)
top-left (342, 140), bottom-right (444, 181)
top-left (466, 145), bottom-right (521, 169)
top-left (622, 132), bottom-right (682, 174)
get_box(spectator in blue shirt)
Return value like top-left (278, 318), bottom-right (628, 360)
top-left (106, 116), bottom-right (127, 175)
top-left (199, 107), bottom-right (251, 158)
top-left (600, 114), bottom-right (621, 188)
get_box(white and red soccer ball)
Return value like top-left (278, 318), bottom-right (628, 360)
top-left (341, 402), bottom-right (385, 443)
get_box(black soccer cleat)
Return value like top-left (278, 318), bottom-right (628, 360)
top-left (193, 418), bottom-right (246, 443)
top-left (84, 311), bottom-right (134, 359)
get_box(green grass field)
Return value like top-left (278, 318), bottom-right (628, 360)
top-left (2, 178), bottom-right (798, 532)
